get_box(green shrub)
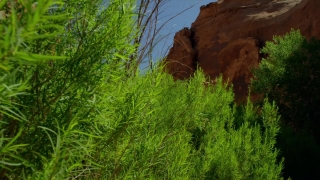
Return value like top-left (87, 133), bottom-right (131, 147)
top-left (250, 29), bottom-right (320, 179)
top-left (88, 65), bottom-right (285, 179)
top-left (0, 0), bottom-right (137, 179)
top-left (251, 29), bottom-right (320, 139)
top-left (1, 0), bottom-right (285, 179)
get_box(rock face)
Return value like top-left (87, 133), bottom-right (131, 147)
top-left (164, 0), bottom-right (320, 104)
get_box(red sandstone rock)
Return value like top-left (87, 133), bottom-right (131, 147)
top-left (165, 28), bottom-right (197, 80)
top-left (164, 0), bottom-right (320, 104)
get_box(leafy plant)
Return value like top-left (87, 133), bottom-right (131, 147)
top-left (251, 29), bottom-right (320, 179)
top-left (1, 0), bottom-right (286, 179)
top-left (1, 0), bottom-right (137, 179)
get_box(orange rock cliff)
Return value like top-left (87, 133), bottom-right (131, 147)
top-left (164, 0), bottom-right (320, 104)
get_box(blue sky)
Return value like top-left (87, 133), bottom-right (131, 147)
top-left (139, 0), bottom-right (217, 70)
top-left (102, 0), bottom-right (217, 70)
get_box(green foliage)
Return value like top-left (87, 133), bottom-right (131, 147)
top-left (87, 65), bottom-right (284, 179)
top-left (251, 29), bottom-right (320, 133)
top-left (1, 0), bottom-right (285, 179)
top-left (1, 0), bottom-right (137, 179)
top-left (251, 29), bottom-right (320, 179)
